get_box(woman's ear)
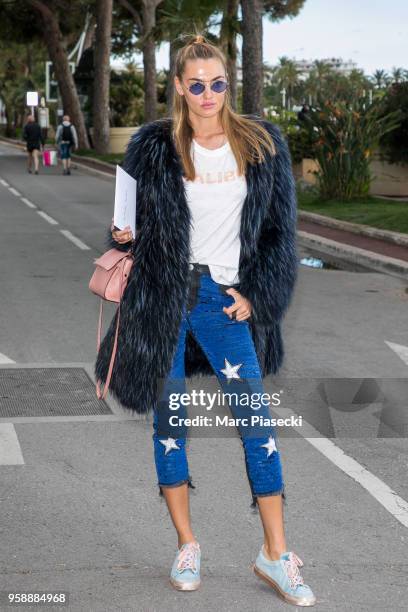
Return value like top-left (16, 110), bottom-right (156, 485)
top-left (174, 75), bottom-right (184, 96)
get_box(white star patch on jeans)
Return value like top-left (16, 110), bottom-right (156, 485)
top-left (159, 437), bottom-right (180, 455)
top-left (261, 436), bottom-right (277, 457)
top-left (220, 357), bottom-right (243, 379)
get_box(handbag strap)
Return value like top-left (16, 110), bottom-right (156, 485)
top-left (96, 299), bottom-right (121, 400)
top-left (95, 257), bottom-right (128, 401)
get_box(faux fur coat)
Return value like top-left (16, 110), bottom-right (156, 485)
top-left (95, 117), bottom-right (298, 415)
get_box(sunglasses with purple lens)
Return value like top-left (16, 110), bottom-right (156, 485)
top-left (188, 80), bottom-right (228, 95)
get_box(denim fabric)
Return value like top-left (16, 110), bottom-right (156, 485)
top-left (59, 143), bottom-right (72, 159)
top-left (152, 265), bottom-right (285, 504)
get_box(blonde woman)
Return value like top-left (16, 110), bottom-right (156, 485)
top-left (96, 35), bottom-right (316, 606)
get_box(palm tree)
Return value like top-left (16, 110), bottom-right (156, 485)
top-left (156, 0), bottom-right (221, 114)
top-left (303, 73), bottom-right (319, 106)
top-left (118, 0), bottom-right (164, 122)
top-left (240, 0), bottom-right (306, 116)
top-left (347, 68), bottom-right (369, 96)
top-left (93, 0), bottom-right (113, 154)
top-left (371, 69), bottom-right (389, 90)
top-left (240, 0), bottom-right (263, 115)
top-left (220, 0), bottom-right (239, 110)
top-left (273, 56), bottom-right (302, 109)
top-left (391, 66), bottom-right (404, 83)
top-left (312, 60), bottom-right (332, 92)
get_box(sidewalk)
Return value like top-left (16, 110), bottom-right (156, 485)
top-left (298, 215), bottom-right (408, 280)
top-left (299, 218), bottom-right (408, 262)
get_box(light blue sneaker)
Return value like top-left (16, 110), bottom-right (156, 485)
top-left (170, 541), bottom-right (201, 591)
top-left (253, 546), bottom-right (316, 606)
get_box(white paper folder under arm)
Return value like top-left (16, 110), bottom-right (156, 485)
top-left (113, 165), bottom-right (137, 238)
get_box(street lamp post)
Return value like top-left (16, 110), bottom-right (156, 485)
top-left (280, 87), bottom-right (286, 110)
top-left (38, 96), bottom-right (50, 142)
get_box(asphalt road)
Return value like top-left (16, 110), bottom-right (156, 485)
top-left (0, 143), bottom-right (407, 611)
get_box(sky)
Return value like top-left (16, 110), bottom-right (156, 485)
top-left (113, 0), bottom-right (408, 77)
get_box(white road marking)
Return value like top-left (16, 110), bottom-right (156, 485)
top-left (8, 187), bottom-right (21, 197)
top-left (3, 182), bottom-right (92, 252)
top-left (60, 229), bottom-right (91, 250)
top-left (0, 178), bottom-right (10, 187)
top-left (37, 211), bottom-right (59, 225)
top-left (306, 436), bottom-right (408, 528)
top-left (274, 405), bottom-right (408, 529)
top-left (20, 197), bottom-right (37, 209)
top-left (0, 424), bottom-right (25, 465)
top-left (0, 351), bottom-right (15, 364)
top-left (385, 341), bottom-right (408, 367)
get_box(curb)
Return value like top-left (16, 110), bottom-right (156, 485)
top-left (0, 136), bottom-right (23, 148)
top-left (298, 210), bottom-right (408, 247)
top-left (298, 230), bottom-right (408, 280)
top-left (71, 159), bottom-right (115, 179)
top-left (71, 153), bottom-right (116, 174)
top-left (4, 130), bottom-right (408, 237)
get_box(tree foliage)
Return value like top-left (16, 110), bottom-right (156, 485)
top-left (0, 38), bottom-right (47, 134)
top-left (378, 82), bottom-right (408, 164)
top-left (264, 0), bottom-right (305, 19)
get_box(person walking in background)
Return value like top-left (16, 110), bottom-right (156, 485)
top-left (55, 115), bottom-right (78, 175)
top-left (23, 115), bottom-right (44, 175)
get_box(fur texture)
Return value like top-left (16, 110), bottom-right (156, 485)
top-left (95, 117), bottom-right (298, 415)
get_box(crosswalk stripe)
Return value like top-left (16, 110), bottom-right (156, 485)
top-left (0, 423), bottom-right (25, 465)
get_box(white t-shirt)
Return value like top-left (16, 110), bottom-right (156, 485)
top-left (183, 138), bottom-right (247, 285)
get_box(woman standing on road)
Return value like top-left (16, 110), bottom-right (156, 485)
top-left (95, 35), bottom-right (316, 606)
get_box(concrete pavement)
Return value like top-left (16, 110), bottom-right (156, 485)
top-left (0, 142), bottom-right (408, 611)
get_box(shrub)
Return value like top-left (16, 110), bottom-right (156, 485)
top-left (301, 95), bottom-right (402, 200)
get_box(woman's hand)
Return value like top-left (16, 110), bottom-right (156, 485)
top-left (223, 288), bottom-right (252, 321)
top-left (111, 217), bottom-right (134, 244)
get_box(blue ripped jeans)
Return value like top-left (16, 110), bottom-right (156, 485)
top-left (152, 264), bottom-right (285, 507)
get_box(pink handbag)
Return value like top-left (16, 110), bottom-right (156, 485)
top-left (89, 247), bottom-right (134, 400)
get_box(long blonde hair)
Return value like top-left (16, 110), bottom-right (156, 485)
top-left (172, 34), bottom-right (276, 181)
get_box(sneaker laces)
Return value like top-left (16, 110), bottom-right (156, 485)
top-left (283, 552), bottom-right (305, 590)
top-left (176, 542), bottom-right (200, 573)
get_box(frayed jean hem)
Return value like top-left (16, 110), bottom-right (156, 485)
top-left (250, 485), bottom-right (286, 509)
top-left (158, 475), bottom-right (195, 497)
